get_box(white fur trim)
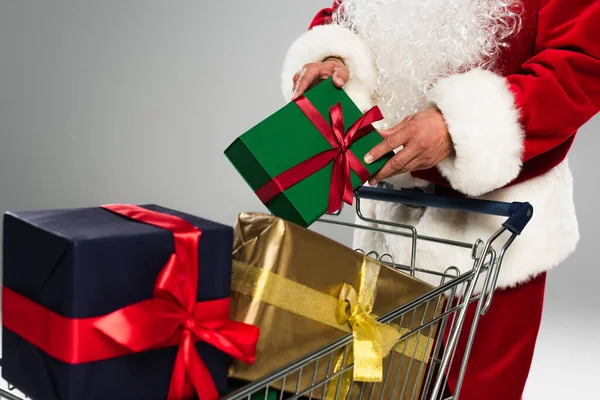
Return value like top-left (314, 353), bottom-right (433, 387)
top-left (427, 68), bottom-right (524, 196)
top-left (353, 160), bottom-right (579, 294)
top-left (281, 24), bottom-right (377, 112)
top-left (383, 173), bottom-right (431, 190)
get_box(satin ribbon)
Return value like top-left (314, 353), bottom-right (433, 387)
top-left (231, 257), bottom-right (432, 397)
top-left (324, 266), bottom-right (400, 400)
top-left (335, 283), bottom-right (400, 382)
top-left (2, 204), bottom-right (259, 400)
top-left (255, 96), bottom-right (383, 214)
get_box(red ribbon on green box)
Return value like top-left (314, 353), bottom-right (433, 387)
top-left (3, 204), bottom-right (260, 400)
top-left (255, 95), bottom-right (383, 214)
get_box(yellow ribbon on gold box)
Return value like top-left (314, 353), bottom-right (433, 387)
top-left (231, 256), bottom-right (433, 399)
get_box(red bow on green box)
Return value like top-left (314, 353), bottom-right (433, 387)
top-left (225, 78), bottom-right (391, 227)
top-left (256, 96), bottom-right (383, 214)
top-left (3, 204), bottom-right (260, 400)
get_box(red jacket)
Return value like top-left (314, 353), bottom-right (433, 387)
top-left (278, 0), bottom-right (598, 289)
top-left (307, 0), bottom-right (600, 190)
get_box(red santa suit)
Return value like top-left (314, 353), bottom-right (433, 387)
top-left (280, 1), bottom-right (600, 399)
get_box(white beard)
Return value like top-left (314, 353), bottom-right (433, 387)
top-left (333, 0), bottom-right (521, 128)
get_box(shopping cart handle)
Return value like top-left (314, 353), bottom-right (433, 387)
top-left (356, 187), bottom-right (533, 235)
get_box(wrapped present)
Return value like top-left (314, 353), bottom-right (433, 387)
top-left (228, 213), bottom-right (444, 399)
top-left (224, 78), bottom-right (392, 227)
top-left (2, 204), bottom-right (259, 400)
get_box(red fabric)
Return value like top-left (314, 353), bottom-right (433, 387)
top-left (255, 96), bottom-right (382, 213)
top-left (308, 0), bottom-right (600, 191)
top-left (444, 273), bottom-right (546, 400)
top-left (2, 204), bottom-right (259, 400)
top-left (308, 0), bottom-right (342, 29)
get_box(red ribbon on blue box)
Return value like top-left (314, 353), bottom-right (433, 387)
top-left (2, 204), bottom-right (260, 400)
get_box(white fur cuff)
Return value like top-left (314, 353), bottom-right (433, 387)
top-left (427, 68), bottom-right (524, 196)
top-left (281, 24), bottom-right (377, 111)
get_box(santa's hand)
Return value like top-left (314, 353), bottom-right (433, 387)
top-left (292, 58), bottom-right (348, 100)
top-left (364, 109), bottom-right (454, 186)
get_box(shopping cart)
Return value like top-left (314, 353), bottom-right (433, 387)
top-left (223, 186), bottom-right (533, 400)
top-left (0, 186), bottom-right (533, 400)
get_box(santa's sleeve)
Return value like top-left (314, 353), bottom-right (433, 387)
top-left (280, 1), bottom-right (377, 112)
top-left (426, 0), bottom-right (600, 196)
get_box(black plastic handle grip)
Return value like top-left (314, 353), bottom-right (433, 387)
top-left (356, 187), bottom-right (533, 235)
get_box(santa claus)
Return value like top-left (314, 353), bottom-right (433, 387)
top-left (281, 1), bottom-right (600, 399)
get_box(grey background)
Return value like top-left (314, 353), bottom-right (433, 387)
top-left (0, 1), bottom-right (598, 398)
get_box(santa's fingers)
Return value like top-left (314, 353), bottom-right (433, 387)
top-left (292, 66), bottom-right (320, 100)
top-left (364, 126), bottom-right (411, 165)
top-left (368, 148), bottom-right (419, 186)
top-left (371, 158), bottom-right (423, 186)
top-left (316, 66), bottom-right (347, 88)
top-left (331, 66), bottom-right (349, 88)
top-left (292, 60), bottom-right (348, 100)
top-left (394, 158), bottom-right (424, 175)
top-left (378, 114), bottom-right (414, 137)
top-left (319, 57), bottom-right (348, 88)
top-left (292, 71), bottom-right (302, 91)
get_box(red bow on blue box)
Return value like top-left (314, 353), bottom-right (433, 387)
top-left (3, 204), bottom-right (260, 400)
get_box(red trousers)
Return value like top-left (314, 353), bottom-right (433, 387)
top-left (444, 273), bottom-right (546, 400)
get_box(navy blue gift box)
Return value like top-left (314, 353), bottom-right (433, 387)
top-left (2, 205), bottom-right (234, 400)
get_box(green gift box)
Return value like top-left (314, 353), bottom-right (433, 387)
top-left (225, 78), bottom-right (391, 227)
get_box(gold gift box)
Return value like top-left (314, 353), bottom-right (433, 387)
top-left (229, 213), bottom-right (444, 399)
